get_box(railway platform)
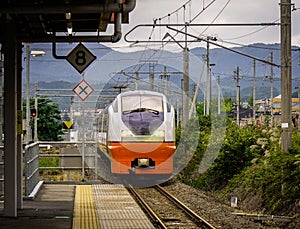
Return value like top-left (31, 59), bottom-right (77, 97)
top-left (0, 183), bottom-right (154, 229)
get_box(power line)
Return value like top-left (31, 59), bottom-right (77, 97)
top-left (154, 0), bottom-right (192, 22)
top-left (190, 0), bottom-right (217, 23)
top-left (197, 0), bottom-right (231, 37)
top-left (222, 19), bottom-right (280, 40)
top-left (131, 0), bottom-right (217, 72)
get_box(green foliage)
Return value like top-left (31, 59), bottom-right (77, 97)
top-left (23, 96), bottom-right (64, 141)
top-left (192, 122), bottom-right (269, 191)
top-left (223, 97), bottom-right (233, 112)
top-left (195, 102), bottom-right (205, 116)
top-left (177, 99), bottom-right (300, 214)
top-left (39, 156), bottom-right (60, 175)
top-left (174, 115), bottom-right (204, 175)
top-left (225, 133), bottom-right (300, 213)
top-left (176, 114), bottom-right (211, 182)
top-left (39, 156), bottom-right (59, 167)
top-left (36, 97), bottom-right (63, 141)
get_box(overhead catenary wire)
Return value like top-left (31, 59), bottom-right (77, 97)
top-left (223, 18), bottom-right (280, 41)
top-left (196, 0), bottom-right (232, 38)
top-left (129, 0), bottom-right (216, 73)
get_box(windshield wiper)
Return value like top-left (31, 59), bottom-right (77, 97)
top-left (122, 108), bottom-right (159, 115)
top-left (143, 108), bottom-right (159, 115)
top-left (122, 108), bottom-right (142, 114)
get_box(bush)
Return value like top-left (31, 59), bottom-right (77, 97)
top-left (190, 121), bottom-right (269, 191)
top-left (177, 113), bottom-right (300, 214)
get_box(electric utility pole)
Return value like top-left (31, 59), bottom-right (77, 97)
top-left (234, 67), bottom-right (241, 126)
top-left (205, 38), bottom-right (210, 115)
top-left (270, 52), bottom-right (274, 126)
top-left (182, 24), bottom-right (189, 127)
top-left (217, 75), bottom-right (221, 114)
top-left (280, 0), bottom-right (292, 152)
top-left (149, 62), bottom-right (155, 91)
top-left (298, 85), bottom-right (300, 131)
top-left (253, 60), bottom-right (256, 121)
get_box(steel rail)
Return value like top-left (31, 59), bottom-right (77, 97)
top-left (155, 185), bottom-right (217, 229)
top-left (127, 186), bottom-right (167, 229)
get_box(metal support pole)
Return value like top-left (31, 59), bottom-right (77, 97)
top-left (270, 52), bottom-right (274, 126)
top-left (217, 75), bottom-right (221, 115)
top-left (3, 15), bottom-right (18, 217)
top-left (234, 67), bottom-right (240, 126)
top-left (135, 72), bottom-right (139, 90)
top-left (162, 31), bottom-right (189, 125)
top-left (163, 66), bottom-right (167, 95)
top-left (25, 44), bottom-right (32, 144)
top-left (189, 61), bottom-right (205, 118)
top-left (17, 43), bottom-right (23, 209)
top-left (0, 51), bottom-right (3, 197)
top-left (149, 63), bottom-right (154, 91)
top-left (34, 84), bottom-right (38, 142)
top-left (253, 60), bottom-right (256, 121)
top-left (280, 0), bottom-right (292, 152)
top-left (69, 96), bottom-right (74, 141)
top-left (298, 85), bottom-right (300, 131)
top-left (81, 78), bottom-right (85, 181)
top-left (205, 39), bottom-right (210, 115)
top-left (182, 25), bottom-right (189, 127)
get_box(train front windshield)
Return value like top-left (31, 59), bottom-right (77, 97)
top-left (121, 94), bottom-right (164, 136)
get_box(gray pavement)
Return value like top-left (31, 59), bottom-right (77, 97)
top-left (0, 184), bottom-right (75, 229)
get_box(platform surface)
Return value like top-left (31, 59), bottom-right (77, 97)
top-left (0, 183), bottom-right (155, 229)
top-left (92, 184), bottom-right (155, 229)
top-left (0, 184), bottom-right (74, 229)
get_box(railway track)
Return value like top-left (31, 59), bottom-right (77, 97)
top-left (128, 184), bottom-right (216, 229)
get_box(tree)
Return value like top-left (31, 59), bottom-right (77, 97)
top-left (23, 96), bottom-right (63, 141)
top-left (224, 97), bottom-right (232, 112)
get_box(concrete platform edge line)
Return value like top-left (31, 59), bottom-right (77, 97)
top-left (27, 181), bottom-right (44, 200)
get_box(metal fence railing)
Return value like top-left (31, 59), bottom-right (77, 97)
top-left (24, 142), bottom-right (40, 196)
top-left (1, 141), bottom-right (98, 198)
top-left (38, 141), bottom-right (98, 181)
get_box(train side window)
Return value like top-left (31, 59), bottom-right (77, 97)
top-left (112, 100), bottom-right (118, 112)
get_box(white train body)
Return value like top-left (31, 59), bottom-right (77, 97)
top-left (96, 90), bottom-right (176, 175)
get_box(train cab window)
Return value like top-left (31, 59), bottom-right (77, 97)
top-left (122, 95), bottom-right (163, 113)
top-left (121, 93), bottom-right (165, 136)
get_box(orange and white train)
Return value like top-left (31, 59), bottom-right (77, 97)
top-left (96, 90), bottom-right (176, 176)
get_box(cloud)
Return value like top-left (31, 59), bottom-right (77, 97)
top-left (105, 0), bottom-right (300, 51)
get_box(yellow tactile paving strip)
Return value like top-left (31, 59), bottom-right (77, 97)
top-left (72, 185), bottom-right (100, 229)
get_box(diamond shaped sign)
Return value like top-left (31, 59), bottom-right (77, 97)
top-left (73, 79), bottom-right (94, 101)
top-left (67, 43), bottom-right (96, 73)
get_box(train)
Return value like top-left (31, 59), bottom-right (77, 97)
top-left (95, 90), bottom-right (176, 178)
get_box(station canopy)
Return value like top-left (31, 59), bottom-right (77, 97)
top-left (0, 0), bottom-right (131, 43)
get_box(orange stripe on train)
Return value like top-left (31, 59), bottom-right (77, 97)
top-left (108, 142), bottom-right (175, 174)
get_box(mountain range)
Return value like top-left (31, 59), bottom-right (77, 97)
top-left (25, 42), bottom-right (300, 109)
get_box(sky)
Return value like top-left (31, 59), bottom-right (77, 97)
top-left (104, 0), bottom-right (300, 52)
